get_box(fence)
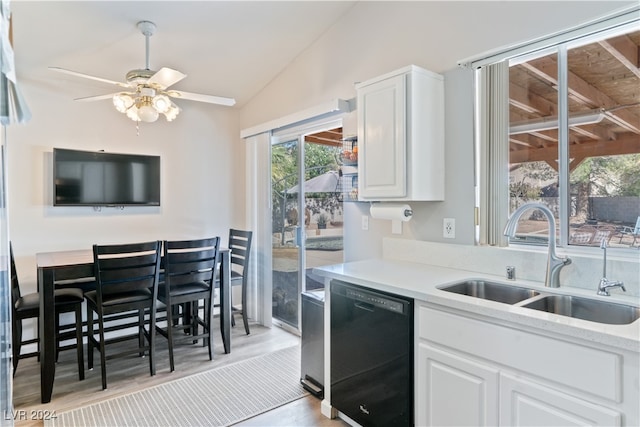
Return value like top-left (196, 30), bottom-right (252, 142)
top-left (590, 196), bottom-right (640, 225)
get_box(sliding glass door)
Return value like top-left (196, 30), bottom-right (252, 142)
top-left (270, 122), bottom-right (344, 332)
top-left (271, 136), bottom-right (303, 329)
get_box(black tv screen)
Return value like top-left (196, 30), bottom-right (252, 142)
top-left (53, 148), bottom-right (160, 206)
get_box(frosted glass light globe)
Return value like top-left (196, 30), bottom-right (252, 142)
top-left (138, 104), bottom-right (159, 122)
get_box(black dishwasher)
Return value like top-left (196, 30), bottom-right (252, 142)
top-left (330, 280), bottom-right (413, 427)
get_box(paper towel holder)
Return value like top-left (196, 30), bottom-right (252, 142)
top-left (369, 202), bottom-right (413, 234)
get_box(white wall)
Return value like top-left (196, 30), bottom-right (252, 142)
top-left (240, 1), bottom-right (631, 128)
top-left (239, 1), bottom-right (633, 261)
top-left (344, 67), bottom-right (476, 261)
top-left (7, 79), bottom-right (244, 290)
top-left (7, 0), bottom-right (634, 305)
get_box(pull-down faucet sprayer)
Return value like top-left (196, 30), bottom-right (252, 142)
top-left (503, 203), bottom-right (571, 288)
top-left (597, 239), bottom-right (625, 296)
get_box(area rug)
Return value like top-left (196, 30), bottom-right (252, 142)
top-left (46, 346), bottom-right (308, 427)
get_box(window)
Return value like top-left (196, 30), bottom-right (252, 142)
top-left (476, 14), bottom-right (640, 252)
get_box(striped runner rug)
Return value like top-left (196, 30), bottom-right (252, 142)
top-left (47, 346), bottom-right (308, 427)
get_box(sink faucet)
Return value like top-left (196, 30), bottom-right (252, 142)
top-left (503, 202), bottom-right (571, 288)
top-left (597, 239), bottom-right (626, 296)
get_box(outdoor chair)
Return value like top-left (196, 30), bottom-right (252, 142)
top-left (569, 226), bottom-right (596, 246)
top-left (591, 226), bottom-right (616, 246)
top-left (616, 216), bottom-right (640, 247)
top-left (86, 240), bottom-right (161, 390)
top-left (157, 237), bottom-right (219, 372)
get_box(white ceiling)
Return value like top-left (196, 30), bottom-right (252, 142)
top-left (9, 1), bottom-right (357, 108)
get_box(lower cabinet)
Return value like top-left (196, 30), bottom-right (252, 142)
top-left (416, 304), bottom-right (637, 426)
top-left (499, 373), bottom-right (621, 426)
top-left (417, 343), bottom-right (498, 426)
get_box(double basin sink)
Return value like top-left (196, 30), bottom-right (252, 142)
top-left (438, 280), bottom-right (640, 325)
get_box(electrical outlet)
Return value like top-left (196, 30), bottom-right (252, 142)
top-left (443, 218), bottom-right (455, 239)
top-left (362, 215), bottom-right (369, 231)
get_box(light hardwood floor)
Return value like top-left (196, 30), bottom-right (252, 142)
top-left (11, 319), bottom-right (347, 427)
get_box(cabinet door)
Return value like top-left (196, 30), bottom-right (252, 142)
top-left (417, 343), bottom-right (499, 426)
top-left (500, 373), bottom-right (621, 426)
top-left (357, 73), bottom-right (406, 199)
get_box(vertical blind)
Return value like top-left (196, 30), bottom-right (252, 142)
top-left (477, 61), bottom-right (509, 246)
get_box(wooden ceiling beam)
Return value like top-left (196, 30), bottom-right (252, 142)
top-left (569, 154), bottom-right (587, 172)
top-left (544, 160), bottom-right (559, 172)
top-left (522, 57), bottom-right (640, 134)
top-left (510, 133), bottom-right (640, 164)
top-left (599, 35), bottom-right (640, 79)
top-left (509, 82), bottom-right (557, 115)
top-left (304, 135), bottom-right (341, 146)
top-left (304, 128), bottom-right (343, 146)
top-left (570, 123), bottom-right (612, 141)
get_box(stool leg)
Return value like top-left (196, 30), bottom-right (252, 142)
top-left (75, 304), bottom-right (84, 381)
top-left (166, 302), bottom-right (175, 372)
top-left (148, 305), bottom-right (156, 377)
top-left (12, 318), bottom-right (22, 376)
top-left (206, 298), bottom-right (213, 360)
top-left (98, 311), bottom-right (107, 390)
top-left (138, 310), bottom-right (145, 357)
top-left (55, 313), bottom-right (60, 363)
top-left (87, 306), bottom-right (94, 371)
top-left (241, 284), bottom-right (250, 335)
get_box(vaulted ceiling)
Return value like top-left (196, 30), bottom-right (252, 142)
top-left (9, 1), bottom-right (357, 109)
top-left (306, 31), bottom-right (640, 155)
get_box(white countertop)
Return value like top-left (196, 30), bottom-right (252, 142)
top-left (313, 259), bottom-right (640, 352)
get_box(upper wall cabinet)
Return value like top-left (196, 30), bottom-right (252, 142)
top-left (356, 65), bottom-right (444, 201)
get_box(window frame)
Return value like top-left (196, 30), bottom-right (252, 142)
top-left (472, 9), bottom-right (640, 257)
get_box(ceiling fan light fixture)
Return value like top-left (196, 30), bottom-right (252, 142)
top-left (50, 19), bottom-right (235, 127)
top-left (137, 101), bottom-right (159, 123)
top-left (126, 104), bottom-right (140, 121)
top-left (163, 103), bottom-right (180, 122)
top-left (113, 93), bottom-right (134, 113)
top-left (152, 94), bottom-right (171, 113)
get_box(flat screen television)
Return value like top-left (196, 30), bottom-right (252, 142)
top-left (53, 148), bottom-right (161, 206)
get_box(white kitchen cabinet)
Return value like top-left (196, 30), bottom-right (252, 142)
top-left (417, 342), bottom-right (499, 426)
top-left (499, 373), bottom-right (620, 426)
top-left (416, 304), bottom-right (636, 426)
top-left (356, 65), bottom-right (444, 201)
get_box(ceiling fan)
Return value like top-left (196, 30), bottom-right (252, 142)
top-left (49, 20), bottom-right (236, 123)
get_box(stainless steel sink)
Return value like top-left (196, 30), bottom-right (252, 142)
top-left (522, 295), bottom-right (640, 325)
top-left (439, 280), bottom-right (540, 305)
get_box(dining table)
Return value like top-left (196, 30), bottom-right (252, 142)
top-left (36, 247), bottom-right (231, 404)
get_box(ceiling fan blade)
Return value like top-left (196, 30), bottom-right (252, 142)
top-left (49, 67), bottom-right (132, 89)
top-left (167, 90), bottom-right (236, 106)
top-left (74, 93), bottom-right (120, 102)
top-left (147, 67), bottom-right (186, 89)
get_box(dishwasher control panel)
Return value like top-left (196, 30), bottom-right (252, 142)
top-left (344, 286), bottom-right (407, 314)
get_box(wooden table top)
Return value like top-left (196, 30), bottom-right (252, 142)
top-left (36, 249), bottom-right (93, 268)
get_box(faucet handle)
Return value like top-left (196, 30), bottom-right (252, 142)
top-left (597, 279), bottom-right (626, 296)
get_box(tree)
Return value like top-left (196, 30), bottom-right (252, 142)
top-left (271, 142), bottom-right (341, 240)
top-left (571, 154), bottom-right (640, 197)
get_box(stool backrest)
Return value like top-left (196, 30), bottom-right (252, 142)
top-left (229, 229), bottom-right (252, 280)
top-left (163, 237), bottom-right (220, 293)
top-left (93, 241), bottom-right (162, 299)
